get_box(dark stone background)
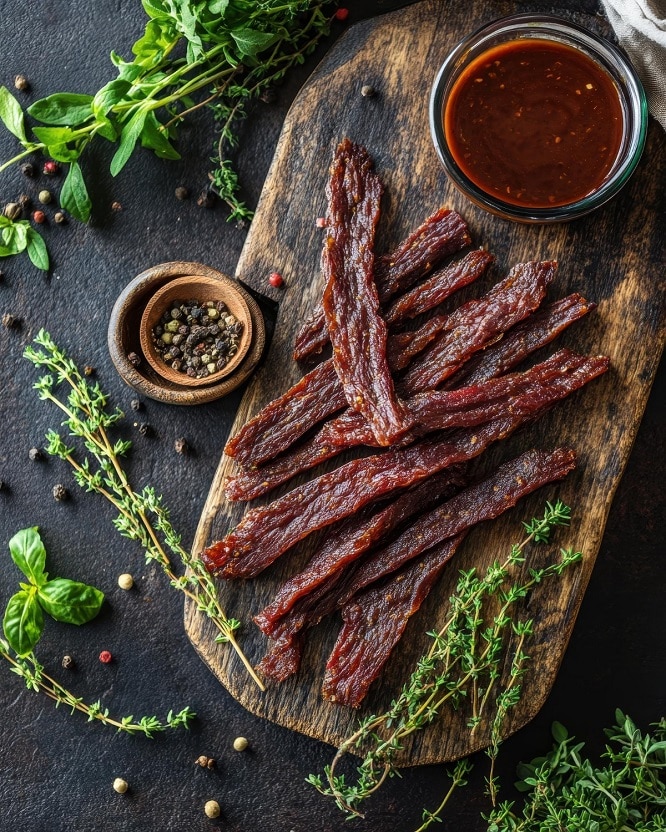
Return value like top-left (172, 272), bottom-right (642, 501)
top-left (0, 2), bottom-right (663, 830)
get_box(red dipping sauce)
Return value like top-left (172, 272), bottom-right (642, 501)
top-left (444, 39), bottom-right (624, 208)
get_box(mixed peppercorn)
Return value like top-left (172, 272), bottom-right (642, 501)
top-left (151, 299), bottom-right (243, 380)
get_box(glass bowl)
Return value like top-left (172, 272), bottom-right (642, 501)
top-left (429, 14), bottom-right (648, 223)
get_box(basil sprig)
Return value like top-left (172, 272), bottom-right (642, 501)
top-left (2, 527), bottom-right (104, 656)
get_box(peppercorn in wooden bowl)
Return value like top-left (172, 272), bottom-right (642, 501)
top-left (140, 275), bottom-right (253, 387)
top-left (108, 262), bottom-right (265, 405)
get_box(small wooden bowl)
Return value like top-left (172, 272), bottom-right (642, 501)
top-left (140, 275), bottom-right (252, 387)
top-left (108, 262), bottom-right (266, 406)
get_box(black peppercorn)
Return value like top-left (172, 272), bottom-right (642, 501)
top-left (84, 366), bottom-right (95, 376)
top-left (361, 84), bottom-right (376, 97)
top-left (175, 186), bottom-right (189, 200)
top-left (127, 352), bottom-right (141, 367)
top-left (21, 162), bottom-right (36, 178)
top-left (196, 187), bottom-right (216, 209)
top-left (52, 483), bottom-right (69, 501)
top-left (174, 437), bottom-right (189, 455)
top-left (130, 398), bottom-right (142, 412)
top-left (259, 86), bottom-right (276, 104)
top-left (29, 447), bottom-right (43, 462)
top-left (2, 313), bottom-right (18, 329)
top-left (61, 655), bottom-right (74, 669)
top-left (136, 423), bottom-right (152, 437)
top-left (18, 194), bottom-right (31, 210)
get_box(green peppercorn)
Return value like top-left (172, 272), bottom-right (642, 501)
top-left (161, 332), bottom-right (173, 345)
top-left (38, 190), bottom-right (52, 205)
top-left (164, 319), bottom-right (180, 333)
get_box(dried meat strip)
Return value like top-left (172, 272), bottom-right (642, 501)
top-left (398, 260), bottom-right (557, 396)
top-left (322, 446), bottom-right (577, 706)
top-left (383, 249), bottom-right (494, 326)
top-left (386, 314), bottom-right (450, 371)
top-left (449, 294), bottom-right (597, 388)
top-left (258, 445), bottom-right (577, 684)
top-left (320, 535), bottom-right (464, 706)
top-left (223, 359), bottom-right (346, 468)
top-left (226, 350), bottom-right (607, 500)
top-left (292, 207), bottom-right (471, 361)
top-left (253, 470), bottom-right (467, 637)
top-left (337, 447), bottom-right (578, 606)
top-left (322, 139), bottom-right (410, 445)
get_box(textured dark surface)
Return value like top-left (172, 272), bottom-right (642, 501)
top-left (0, 2), bottom-right (664, 831)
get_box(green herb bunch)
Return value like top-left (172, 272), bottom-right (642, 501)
top-left (0, 211), bottom-right (49, 270)
top-left (0, 527), bottom-right (194, 737)
top-left (307, 502), bottom-right (582, 821)
top-left (0, 0), bottom-right (334, 231)
top-left (486, 711), bottom-right (666, 831)
top-left (24, 329), bottom-right (264, 690)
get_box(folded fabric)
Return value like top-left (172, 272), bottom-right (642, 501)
top-left (601, 0), bottom-right (666, 129)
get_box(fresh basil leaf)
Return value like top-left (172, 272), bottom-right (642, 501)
top-left (26, 228), bottom-right (50, 271)
top-left (38, 579), bottom-right (104, 625)
top-left (8, 527), bottom-right (47, 585)
top-left (0, 86), bottom-right (28, 143)
top-left (231, 28), bottom-right (278, 59)
top-left (60, 162), bottom-right (92, 223)
top-left (32, 126), bottom-right (77, 145)
top-left (92, 79), bottom-right (132, 117)
top-left (110, 108), bottom-right (148, 176)
top-left (31, 126), bottom-right (84, 163)
top-left (3, 590), bottom-right (44, 656)
top-left (1, 223), bottom-right (27, 255)
top-left (140, 113), bottom-right (181, 160)
top-left (28, 93), bottom-right (94, 127)
top-left (142, 0), bottom-right (169, 19)
top-left (208, 0), bottom-right (229, 14)
top-left (96, 116), bottom-right (118, 142)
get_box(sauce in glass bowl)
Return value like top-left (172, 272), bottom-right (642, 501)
top-left (444, 39), bottom-right (624, 208)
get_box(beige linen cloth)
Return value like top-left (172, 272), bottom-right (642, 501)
top-left (601, 0), bottom-right (666, 128)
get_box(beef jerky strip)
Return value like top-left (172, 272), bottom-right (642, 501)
top-left (226, 261), bottom-right (557, 471)
top-left (383, 249), bottom-right (494, 326)
top-left (321, 349), bottom-right (599, 448)
top-left (337, 446), bottom-right (578, 606)
top-left (398, 260), bottom-right (557, 396)
top-left (253, 469), bottom-right (467, 636)
top-left (226, 309), bottom-right (456, 470)
top-left (323, 447), bottom-right (576, 706)
top-left (448, 293), bottom-right (597, 388)
top-left (258, 445), bottom-right (576, 683)
top-left (293, 207), bottom-right (471, 361)
top-left (322, 139), bottom-right (411, 445)
top-left (321, 536), bottom-right (465, 706)
top-left (225, 349), bottom-right (604, 501)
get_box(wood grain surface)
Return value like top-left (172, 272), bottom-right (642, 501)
top-left (186, 0), bottom-right (666, 765)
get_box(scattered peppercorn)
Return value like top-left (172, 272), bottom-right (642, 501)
top-left (334, 7), bottom-right (349, 20)
top-left (14, 74), bottom-right (30, 92)
top-left (42, 161), bottom-right (59, 176)
top-left (117, 573), bottom-right (134, 590)
top-left (54, 211), bottom-right (67, 224)
top-left (28, 447), bottom-right (43, 462)
top-left (315, 216), bottom-right (327, 228)
top-left (18, 194), bottom-right (31, 210)
top-left (269, 271), bottom-right (284, 288)
top-left (32, 210), bottom-right (46, 224)
top-left (196, 188), bottom-right (216, 209)
top-left (38, 190), bottom-right (52, 205)
top-left (361, 84), bottom-right (376, 98)
top-left (134, 422), bottom-right (152, 437)
top-left (232, 736), bottom-right (249, 752)
top-left (52, 483), bottom-right (69, 501)
top-left (2, 313), bottom-right (18, 329)
top-left (112, 778), bottom-right (128, 794)
top-left (130, 398), bottom-right (143, 411)
top-left (204, 800), bottom-right (221, 819)
top-left (151, 299), bottom-right (243, 380)
top-left (61, 655), bottom-right (74, 670)
top-left (99, 650), bottom-right (113, 664)
top-left (111, 201), bottom-right (123, 212)
top-left (259, 86), bottom-right (276, 104)
top-left (175, 186), bottom-right (189, 200)
top-left (195, 755), bottom-right (216, 769)
top-left (127, 351), bottom-right (141, 367)
top-left (174, 437), bottom-right (189, 455)
top-left (3, 202), bottom-right (22, 221)
top-left (21, 162), bottom-right (36, 178)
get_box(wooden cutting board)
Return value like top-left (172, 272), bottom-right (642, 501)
top-left (187, 0), bottom-right (666, 765)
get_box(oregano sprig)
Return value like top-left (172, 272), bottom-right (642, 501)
top-left (23, 329), bottom-right (264, 690)
top-left (307, 502), bottom-right (582, 821)
top-left (0, 527), bottom-right (195, 737)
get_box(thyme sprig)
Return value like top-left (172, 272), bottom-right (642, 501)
top-left (0, 639), bottom-right (194, 737)
top-left (23, 330), bottom-right (264, 691)
top-left (307, 502), bottom-right (582, 820)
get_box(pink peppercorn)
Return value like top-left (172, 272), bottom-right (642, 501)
top-left (43, 160), bottom-right (59, 176)
top-left (335, 8), bottom-right (349, 21)
top-left (316, 217), bottom-right (327, 228)
top-left (32, 210), bottom-right (46, 224)
top-left (99, 650), bottom-right (113, 664)
top-left (269, 272), bottom-right (284, 288)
